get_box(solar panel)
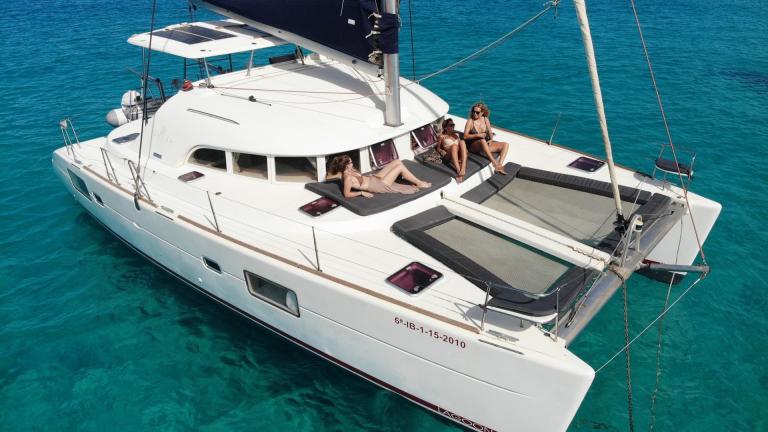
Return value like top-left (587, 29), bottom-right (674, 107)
top-left (180, 25), bottom-right (235, 40)
top-left (153, 25), bottom-right (235, 45)
top-left (153, 29), bottom-right (209, 44)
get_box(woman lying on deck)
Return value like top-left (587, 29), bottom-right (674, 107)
top-left (439, 118), bottom-right (468, 182)
top-left (329, 155), bottom-right (432, 198)
top-left (464, 102), bottom-right (510, 175)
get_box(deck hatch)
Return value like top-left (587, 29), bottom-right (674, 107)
top-left (299, 197), bottom-right (339, 217)
top-left (386, 262), bottom-right (442, 294)
top-left (568, 156), bottom-right (605, 172)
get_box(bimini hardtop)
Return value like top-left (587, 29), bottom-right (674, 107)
top-left (127, 19), bottom-right (287, 58)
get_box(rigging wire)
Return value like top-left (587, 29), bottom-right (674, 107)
top-left (628, 0), bottom-right (708, 266)
top-left (647, 216), bottom-right (684, 432)
top-left (647, 273), bottom-right (675, 432)
top-left (135, 0), bottom-right (158, 199)
top-left (202, 3), bottom-right (556, 107)
top-left (206, 4), bottom-right (556, 107)
top-left (416, 1), bottom-right (558, 83)
top-left (622, 280), bottom-right (636, 432)
top-left (407, 0), bottom-right (416, 80)
top-left (594, 274), bottom-right (706, 374)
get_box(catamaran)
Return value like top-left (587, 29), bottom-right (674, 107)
top-left (53, 0), bottom-right (721, 430)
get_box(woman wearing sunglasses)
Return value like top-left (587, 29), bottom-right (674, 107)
top-left (464, 102), bottom-right (510, 175)
top-left (438, 119), bottom-right (468, 182)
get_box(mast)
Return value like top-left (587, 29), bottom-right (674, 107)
top-left (573, 0), bottom-right (625, 225)
top-left (382, 0), bottom-right (402, 126)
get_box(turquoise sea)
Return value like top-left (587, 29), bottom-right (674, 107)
top-left (1, 0), bottom-right (766, 430)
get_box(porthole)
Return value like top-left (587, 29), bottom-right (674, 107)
top-left (244, 271), bottom-right (300, 317)
top-left (203, 257), bottom-right (221, 273)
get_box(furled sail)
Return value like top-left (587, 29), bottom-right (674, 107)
top-left (193, 0), bottom-right (398, 74)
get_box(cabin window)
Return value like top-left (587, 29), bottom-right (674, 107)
top-left (93, 193), bottom-right (104, 206)
top-left (244, 271), bottom-right (300, 316)
top-left (189, 148), bottom-right (227, 170)
top-left (233, 153), bottom-right (268, 180)
top-left (67, 169), bottom-right (91, 200)
top-left (275, 157), bottom-right (316, 182)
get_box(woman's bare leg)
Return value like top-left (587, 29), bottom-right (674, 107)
top-left (376, 160), bottom-right (431, 187)
top-left (447, 145), bottom-right (461, 179)
top-left (459, 141), bottom-right (468, 176)
top-left (374, 159), bottom-right (402, 179)
top-left (470, 139), bottom-right (506, 175)
top-left (490, 140), bottom-right (509, 167)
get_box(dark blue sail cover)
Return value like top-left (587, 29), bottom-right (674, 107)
top-left (198, 0), bottom-right (398, 65)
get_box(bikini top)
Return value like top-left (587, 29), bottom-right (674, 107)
top-left (470, 119), bottom-right (490, 139)
top-left (347, 170), bottom-right (366, 188)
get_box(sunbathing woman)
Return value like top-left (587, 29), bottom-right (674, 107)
top-left (439, 119), bottom-right (468, 182)
top-left (329, 155), bottom-right (432, 199)
top-left (463, 102), bottom-right (510, 175)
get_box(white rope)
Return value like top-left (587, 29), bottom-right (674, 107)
top-left (594, 274), bottom-right (705, 373)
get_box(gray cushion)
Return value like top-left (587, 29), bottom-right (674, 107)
top-left (461, 162), bottom-right (522, 203)
top-left (305, 160), bottom-right (451, 216)
top-left (517, 167), bottom-right (653, 204)
top-left (416, 152), bottom-right (488, 179)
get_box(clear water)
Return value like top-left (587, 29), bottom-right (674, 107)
top-left (1, 0), bottom-right (766, 430)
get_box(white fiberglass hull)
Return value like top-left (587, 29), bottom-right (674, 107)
top-left (53, 148), bottom-right (594, 432)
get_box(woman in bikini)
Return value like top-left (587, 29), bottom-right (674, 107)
top-left (328, 155), bottom-right (432, 198)
top-left (438, 118), bottom-right (468, 182)
top-left (463, 102), bottom-right (510, 175)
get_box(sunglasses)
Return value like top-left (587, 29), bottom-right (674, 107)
top-left (473, 110), bottom-right (482, 114)
top-left (445, 123), bottom-right (455, 127)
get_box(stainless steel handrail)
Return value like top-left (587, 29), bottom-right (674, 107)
top-left (127, 159), bottom-right (152, 201)
top-left (100, 148), bottom-right (120, 185)
top-left (59, 118), bottom-right (81, 161)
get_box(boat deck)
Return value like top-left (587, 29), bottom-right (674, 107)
top-left (62, 59), bottom-right (718, 353)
